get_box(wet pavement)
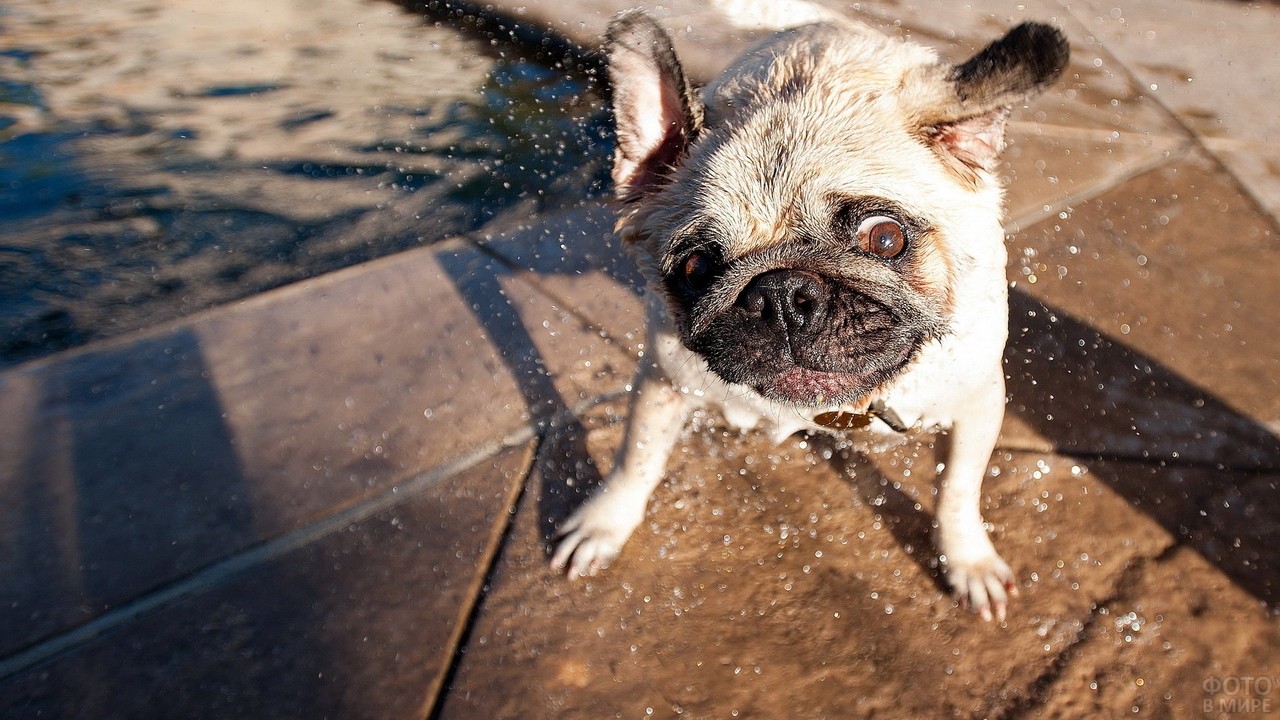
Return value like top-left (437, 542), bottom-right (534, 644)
top-left (2, 0), bottom-right (1279, 718)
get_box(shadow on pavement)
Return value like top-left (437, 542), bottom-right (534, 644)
top-left (1006, 289), bottom-right (1280, 606)
top-left (0, 331), bottom-right (352, 716)
top-left (448, 206), bottom-right (1280, 609)
top-left (435, 243), bottom-right (609, 554)
top-left (0, 332), bottom-right (256, 658)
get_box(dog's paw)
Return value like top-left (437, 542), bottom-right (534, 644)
top-left (941, 545), bottom-right (1017, 622)
top-left (550, 490), bottom-right (646, 579)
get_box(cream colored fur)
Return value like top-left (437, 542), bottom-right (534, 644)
top-left (553, 10), bottom-right (1067, 623)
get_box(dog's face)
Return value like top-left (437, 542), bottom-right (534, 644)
top-left (606, 13), bottom-right (1068, 406)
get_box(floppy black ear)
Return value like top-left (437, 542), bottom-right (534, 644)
top-left (923, 22), bottom-right (1070, 174)
top-left (605, 10), bottom-right (704, 200)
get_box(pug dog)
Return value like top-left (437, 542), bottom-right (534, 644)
top-left (552, 9), bottom-right (1069, 622)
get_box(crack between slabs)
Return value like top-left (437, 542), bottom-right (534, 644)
top-left (1004, 138), bottom-right (1193, 234)
top-left (421, 393), bottom-right (630, 718)
top-left (1051, 0), bottom-right (1280, 238)
top-left (421, 429), bottom-right (543, 720)
top-left (467, 236), bottom-right (647, 357)
top-left (996, 549), bottom-right (1161, 719)
top-left (0, 391), bottom-right (624, 683)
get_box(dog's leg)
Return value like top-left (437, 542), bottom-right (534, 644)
top-left (935, 367), bottom-right (1015, 621)
top-left (551, 357), bottom-right (688, 577)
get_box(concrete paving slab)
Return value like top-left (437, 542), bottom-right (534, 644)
top-left (1079, 458), bottom-right (1280, 609)
top-left (1002, 125), bottom-right (1187, 232)
top-left (1071, 0), bottom-right (1280, 222)
top-left (1029, 543), bottom-right (1280, 718)
top-left (434, 404), bottom-right (1214, 719)
top-left (1001, 149), bottom-right (1280, 464)
top-left (0, 442), bottom-right (535, 719)
top-left (0, 334), bottom-right (255, 661)
top-left (475, 202), bottom-right (646, 353)
top-left (1209, 142), bottom-right (1280, 229)
top-left (0, 222), bottom-right (632, 661)
top-left (431, 234), bottom-right (638, 417)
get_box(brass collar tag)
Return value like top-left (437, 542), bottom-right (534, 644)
top-left (813, 410), bottom-right (874, 431)
top-left (812, 401), bottom-right (910, 433)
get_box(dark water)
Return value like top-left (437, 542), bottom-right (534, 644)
top-left (0, 14), bottom-right (610, 369)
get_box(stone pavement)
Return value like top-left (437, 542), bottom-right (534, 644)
top-left (2, 0), bottom-right (1279, 717)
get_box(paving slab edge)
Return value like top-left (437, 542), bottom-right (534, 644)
top-left (1003, 136), bottom-right (1193, 233)
top-left (0, 233), bottom-right (473, 378)
top-left (1054, 0), bottom-right (1280, 236)
top-left (419, 435), bottom-right (539, 719)
top-left (0, 422), bottom-right (542, 682)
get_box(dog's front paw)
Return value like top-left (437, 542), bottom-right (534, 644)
top-left (550, 489), bottom-right (647, 578)
top-left (940, 541), bottom-right (1017, 622)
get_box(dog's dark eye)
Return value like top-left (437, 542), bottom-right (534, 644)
top-left (681, 251), bottom-right (718, 291)
top-left (858, 216), bottom-right (907, 259)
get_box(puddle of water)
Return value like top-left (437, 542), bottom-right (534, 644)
top-left (0, 0), bottom-right (609, 368)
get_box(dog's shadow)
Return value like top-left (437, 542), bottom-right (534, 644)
top-left (529, 401), bottom-right (949, 591)
top-left (822, 434), bottom-right (952, 594)
top-left (532, 415), bottom-right (607, 548)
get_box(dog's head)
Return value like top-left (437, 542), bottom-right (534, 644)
top-left (607, 11), bottom-right (1068, 406)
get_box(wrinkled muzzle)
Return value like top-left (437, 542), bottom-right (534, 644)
top-left (684, 262), bottom-right (944, 406)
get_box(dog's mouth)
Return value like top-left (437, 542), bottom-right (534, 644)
top-left (748, 340), bottom-right (918, 406)
top-left (765, 366), bottom-right (871, 405)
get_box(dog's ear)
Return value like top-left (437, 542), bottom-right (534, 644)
top-left (917, 23), bottom-right (1069, 177)
top-left (605, 10), bottom-right (704, 200)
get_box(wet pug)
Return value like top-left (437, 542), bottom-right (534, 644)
top-left (552, 9), bottom-right (1068, 622)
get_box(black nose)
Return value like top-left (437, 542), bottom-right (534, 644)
top-left (737, 269), bottom-right (829, 334)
